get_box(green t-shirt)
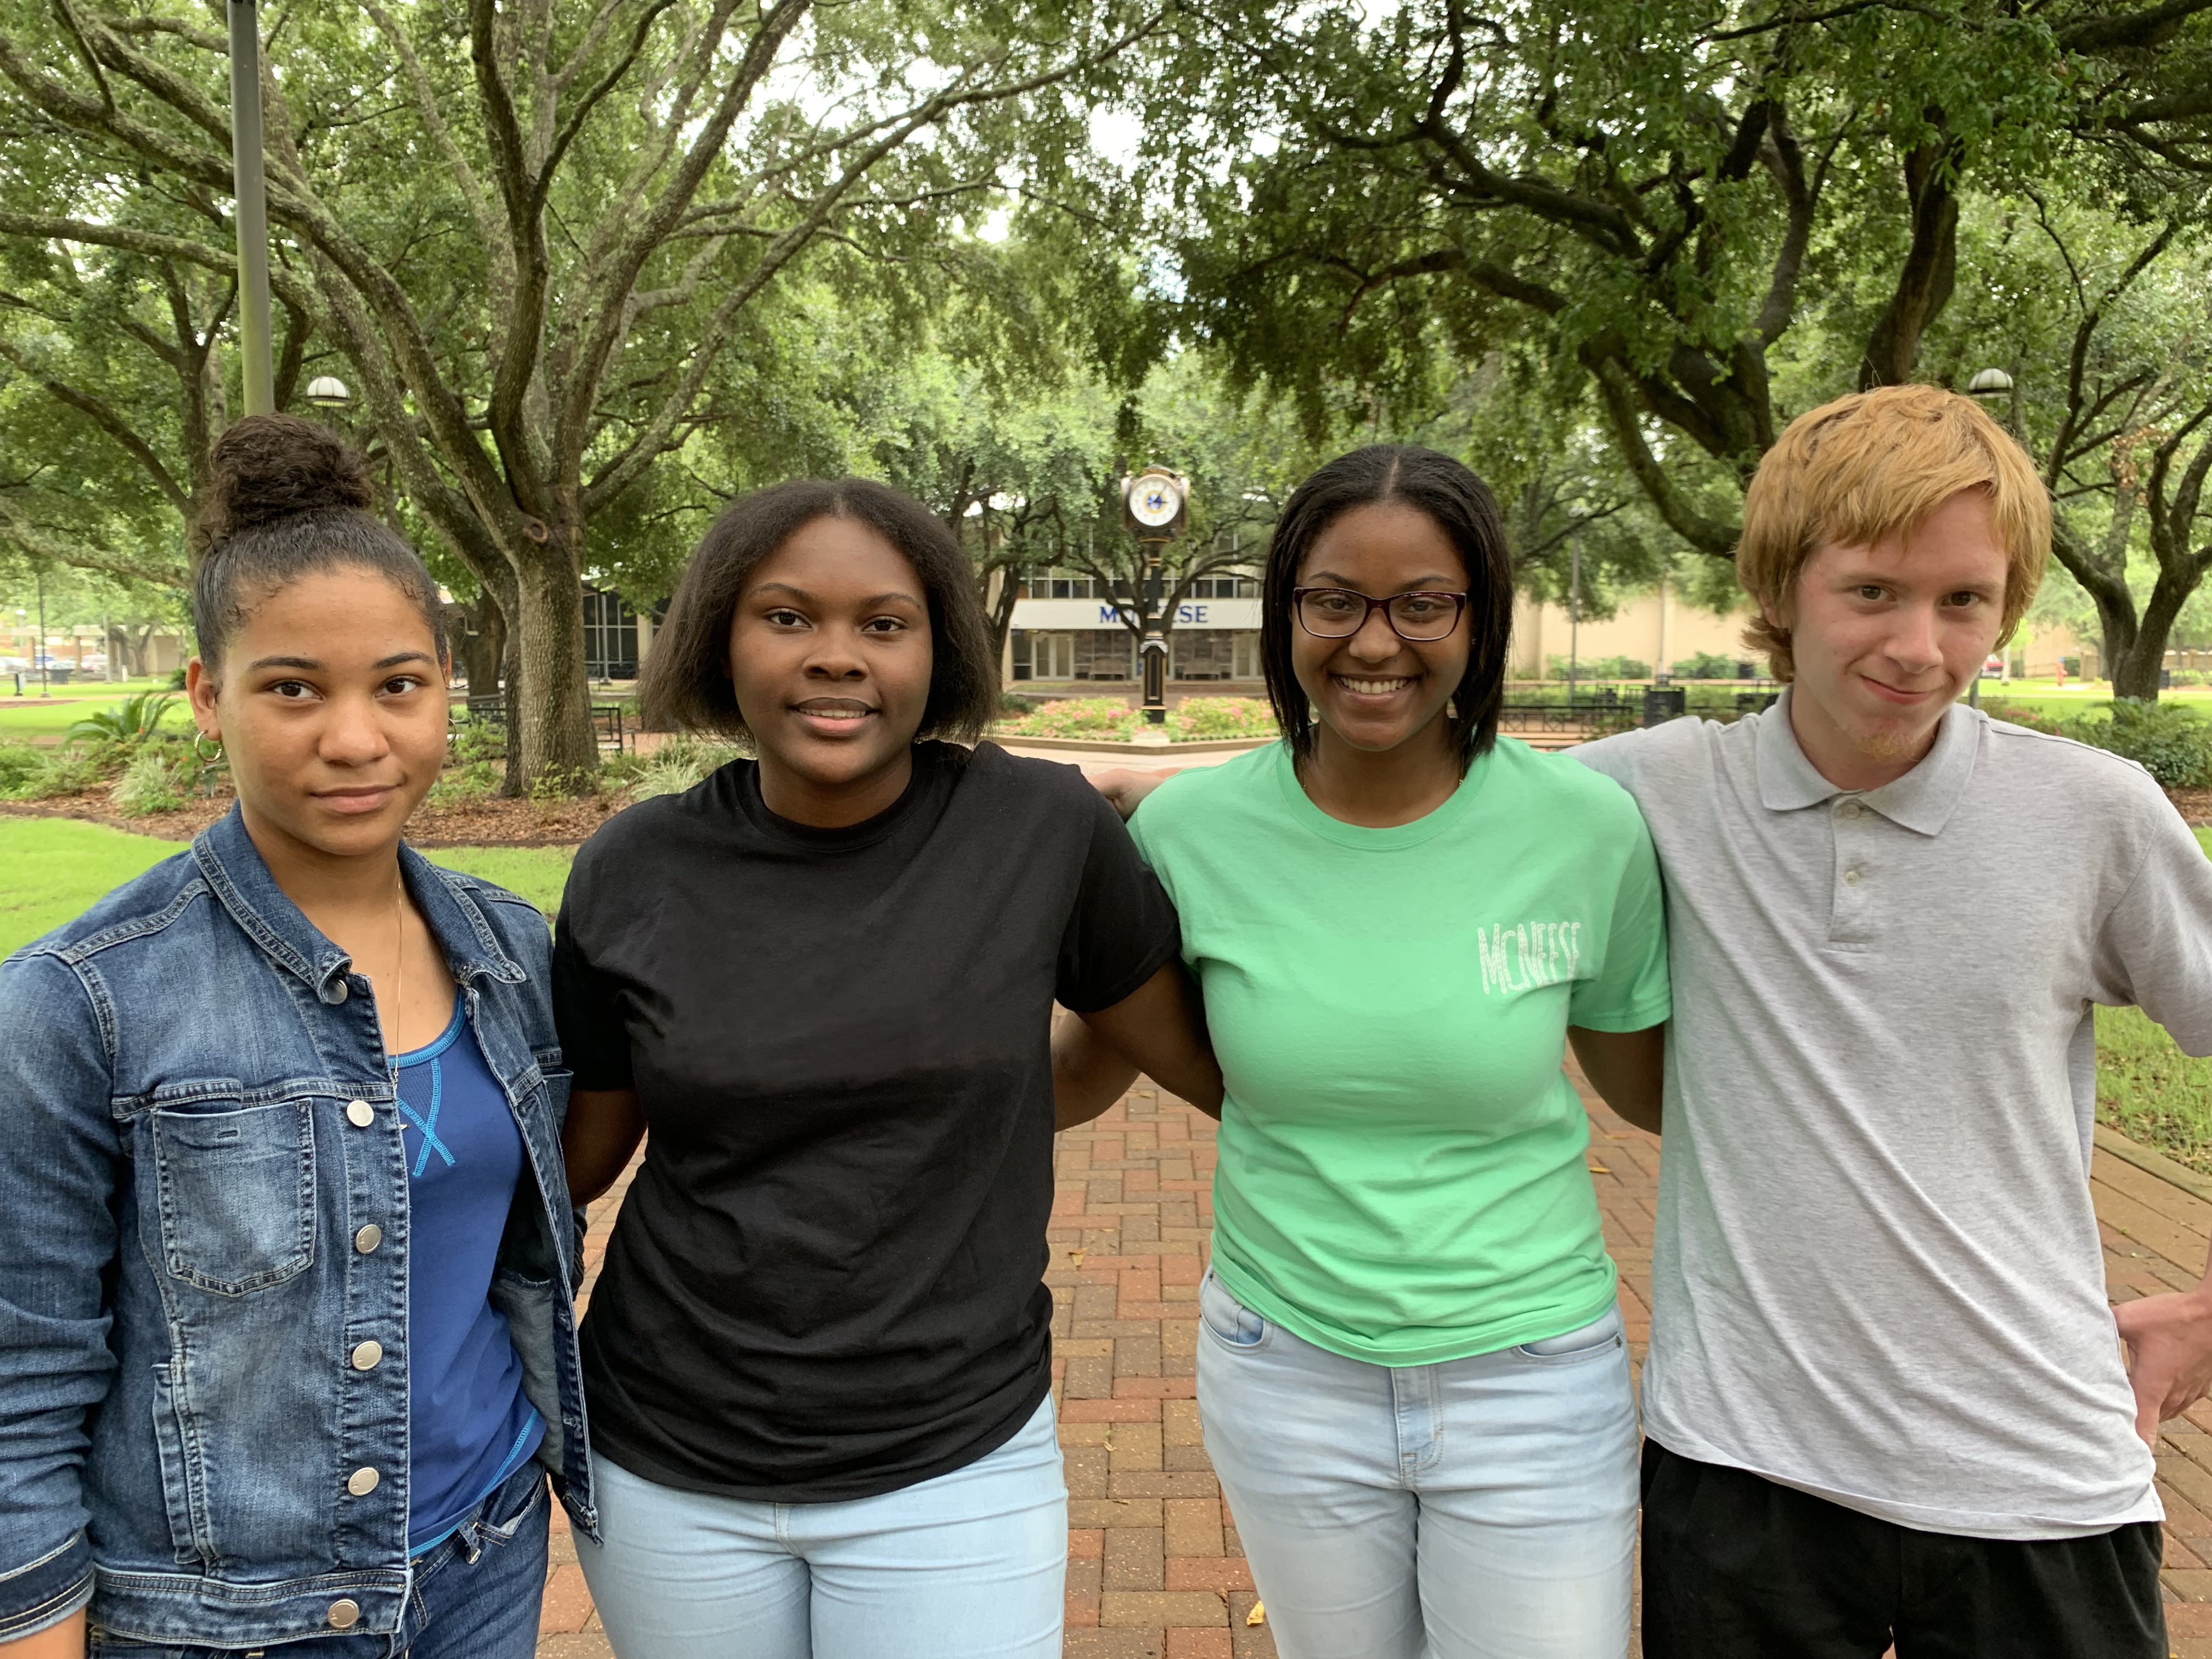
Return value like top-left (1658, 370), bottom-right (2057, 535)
top-left (1128, 738), bottom-right (1671, 1365)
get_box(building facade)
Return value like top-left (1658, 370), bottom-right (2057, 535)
top-left (1006, 570), bottom-right (1264, 689)
top-left (1512, 583), bottom-right (2098, 680)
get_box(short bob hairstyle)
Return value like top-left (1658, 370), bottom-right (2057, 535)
top-left (1260, 445), bottom-right (1515, 775)
top-left (640, 477), bottom-right (1000, 743)
top-left (1739, 384), bottom-right (2051, 681)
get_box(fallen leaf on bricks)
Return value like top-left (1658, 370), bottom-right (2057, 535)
top-left (1246, 1600), bottom-right (1266, 1627)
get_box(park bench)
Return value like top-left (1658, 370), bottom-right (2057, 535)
top-left (456, 696), bottom-right (634, 753)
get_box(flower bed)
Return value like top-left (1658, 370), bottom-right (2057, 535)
top-left (995, 696), bottom-right (1279, 744)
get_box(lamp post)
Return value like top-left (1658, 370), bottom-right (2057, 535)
top-left (229, 0), bottom-right (274, 415)
top-left (1121, 466), bottom-right (1189, 738)
top-left (1964, 367), bottom-right (2019, 709)
top-left (1567, 526), bottom-right (1582, 707)
top-left (35, 566), bottom-right (49, 697)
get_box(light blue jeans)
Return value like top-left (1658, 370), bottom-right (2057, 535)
top-left (1198, 1270), bottom-right (1638, 1659)
top-left (577, 1395), bottom-right (1066, 1659)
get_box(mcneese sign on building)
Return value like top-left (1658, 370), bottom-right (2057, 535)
top-left (1007, 578), bottom-right (1263, 685)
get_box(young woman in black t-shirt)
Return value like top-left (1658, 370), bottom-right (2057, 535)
top-left (555, 478), bottom-right (1220, 1659)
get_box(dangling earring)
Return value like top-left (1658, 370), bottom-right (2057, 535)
top-left (1446, 697), bottom-right (1460, 721)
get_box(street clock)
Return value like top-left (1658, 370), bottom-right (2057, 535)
top-left (1122, 467), bottom-right (1189, 539)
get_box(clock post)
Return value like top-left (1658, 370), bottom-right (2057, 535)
top-left (1121, 466), bottom-right (1189, 734)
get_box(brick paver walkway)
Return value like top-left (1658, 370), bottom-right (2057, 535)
top-left (537, 1076), bottom-right (2212, 1656)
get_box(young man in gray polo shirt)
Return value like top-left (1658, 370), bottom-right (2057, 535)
top-left (1576, 384), bottom-right (2212, 1657)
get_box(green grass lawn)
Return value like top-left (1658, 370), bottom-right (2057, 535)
top-left (0, 819), bottom-right (573, 958)
top-left (1979, 693), bottom-right (2212, 724)
top-left (0, 687), bottom-right (195, 742)
top-left (1985, 678), bottom-right (2212, 701)
top-left (2100, 1004), bottom-right (2212, 1173)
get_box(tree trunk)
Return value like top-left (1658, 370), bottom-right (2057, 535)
top-left (1859, 137), bottom-right (1961, 390)
top-left (2092, 589), bottom-right (2142, 694)
top-left (461, 589), bottom-right (506, 700)
top-left (988, 566), bottom-right (1022, 663)
top-left (2110, 636), bottom-right (2164, 701)
top-left (500, 625), bottom-right (523, 798)
top-left (2109, 566), bottom-right (2198, 701)
top-left (116, 624), bottom-right (154, 677)
top-left (509, 541), bottom-right (599, 790)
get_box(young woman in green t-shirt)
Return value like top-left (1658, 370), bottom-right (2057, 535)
top-left (1098, 445), bottom-right (1669, 1659)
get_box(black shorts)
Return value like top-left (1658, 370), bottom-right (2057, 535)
top-left (1639, 1440), bottom-right (2165, 1659)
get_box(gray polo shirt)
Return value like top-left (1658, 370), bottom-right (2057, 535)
top-left (1578, 695), bottom-right (2212, 1538)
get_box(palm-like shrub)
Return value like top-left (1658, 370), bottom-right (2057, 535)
top-left (68, 691), bottom-right (180, 748)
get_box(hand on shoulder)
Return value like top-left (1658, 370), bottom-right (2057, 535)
top-left (1086, 766), bottom-right (1180, 822)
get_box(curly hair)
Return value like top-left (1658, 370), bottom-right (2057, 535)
top-left (191, 414), bottom-right (444, 668)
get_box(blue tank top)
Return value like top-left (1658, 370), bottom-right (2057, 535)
top-left (392, 997), bottom-right (545, 1552)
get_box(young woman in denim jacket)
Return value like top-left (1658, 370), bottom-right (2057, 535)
top-left (0, 416), bottom-right (594, 1658)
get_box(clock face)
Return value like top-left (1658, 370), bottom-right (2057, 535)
top-left (1129, 475), bottom-right (1181, 528)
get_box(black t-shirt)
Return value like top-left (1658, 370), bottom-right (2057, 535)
top-left (552, 740), bottom-right (1180, 1500)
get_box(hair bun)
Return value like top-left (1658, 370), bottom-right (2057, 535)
top-left (194, 413), bottom-right (376, 555)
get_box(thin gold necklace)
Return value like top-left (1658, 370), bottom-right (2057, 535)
top-left (388, 870), bottom-right (405, 1049)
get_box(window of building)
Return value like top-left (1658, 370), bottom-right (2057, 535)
top-left (1073, 631), bottom-right (1135, 680)
top-left (583, 589), bottom-right (640, 680)
top-left (1185, 575), bottom-right (1260, 599)
top-left (1012, 631), bottom-right (1076, 681)
top-left (1173, 629), bottom-right (1246, 681)
top-left (1233, 633), bottom-right (1261, 679)
top-left (1035, 568), bottom-right (1101, 599)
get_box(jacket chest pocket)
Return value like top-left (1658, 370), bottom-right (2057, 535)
top-left (151, 1101), bottom-right (317, 1295)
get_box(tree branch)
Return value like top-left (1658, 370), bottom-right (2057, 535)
top-left (1586, 357), bottom-right (1741, 555)
top-left (0, 497), bottom-right (187, 586)
top-left (2057, 0), bottom-right (2212, 53)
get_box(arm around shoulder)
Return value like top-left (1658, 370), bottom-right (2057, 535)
top-left (562, 1088), bottom-right (645, 1205)
top-left (1568, 1024), bottom-right (1665, 1136)
top-left (549, 848), bottom-right (647, 1204)
top-left (1058, 961), bottom-right (1222, 1128)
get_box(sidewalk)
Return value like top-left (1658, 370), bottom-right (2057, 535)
top-left (537, 1081), bottom-right (2212, 1657)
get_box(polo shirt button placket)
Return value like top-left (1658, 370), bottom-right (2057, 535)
top-left (1831, 797), bottom-right (1874, 943)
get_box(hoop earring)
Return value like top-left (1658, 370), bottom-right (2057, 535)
top-left (194, 734), bottom-right (224, 765)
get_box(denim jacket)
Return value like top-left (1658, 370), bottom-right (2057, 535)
top-left (0, 808), bottom-right (596, 1649)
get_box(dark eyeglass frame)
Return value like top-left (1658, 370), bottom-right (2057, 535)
top-left (1290, 586), bottom-right (1471, 642)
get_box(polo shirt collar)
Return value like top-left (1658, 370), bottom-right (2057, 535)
top-left (1754, 687), bottom-right (1980, 837)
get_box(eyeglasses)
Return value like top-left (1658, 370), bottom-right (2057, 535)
top-left (1291, 587), bottom-right (1469, 642)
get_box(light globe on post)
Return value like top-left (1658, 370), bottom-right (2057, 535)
top-left (304, 375), bottom-right (352, 408)
top-left (1966, 367), bottom-right (2014, 403)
